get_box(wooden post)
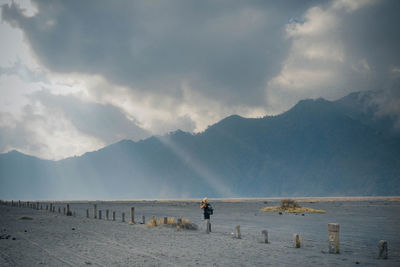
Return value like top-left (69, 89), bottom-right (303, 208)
top-left (328, 223), bottom-right (340, 254)
top-left (40, 205), bottom-right (42, 210)
top-left (262, 230), bottom-right (268, 244)
top-left (122, 212), bottom-right (125, 222)
top-left (58, 207), bottom-right (61, 213)
top-left (94, 204), bottom-right (97, 219)
top-left (86, 209), bottom-right (89, 218)
top-left (19, 200), bottom-right (21, 207)
top-left (142, 216), bottom-right (145, 224)
top-left (235, 225), bottom-right (241, 239)
top-left (293, 234), bottom-right (301, 248)
top-left (50, 203), bottom-right (53, 212)
top-left (53, 206), bottom-right (55, 212)
top-left (129, 207), bottom-right (135, 224)
top-left (99, 210), bottom-right (102, 220)
top-left (205, 220), bottom-right (210, 234)
top-left (37, 202), bottom-right (39, 210)
top-left (63, 207), bottom-right (66, 215)
top-left (67, 204), bottom-right (70, 215)
top-left (106, 209), bottom-right (109, 220)
top-left (46, 205), bottom-right (48, 211)
top-left (378, 240), bottom-right (388, 259)
top-left (164, 217), bottom-right (168, 224)
top-left (113, 211), bottom-right (116, 221)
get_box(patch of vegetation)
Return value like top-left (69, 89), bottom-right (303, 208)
top-left (18, 216), bottom-right (33, 220)
top-left (261, 199), bottom-right (327, 213)
top-left (146, 216), bottom-right (198, 230)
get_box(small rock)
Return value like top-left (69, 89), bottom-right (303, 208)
top-left (24, 230), bottom-right (27, 232)
top-left (356, 261), bottom-right (360, 264)
top-left (12, 237), bottom-right (16, 240)
top-left (72, 228), bottom-right (75, 231)
top-left (302, 214), bottom-right (305, 216)
top-left (85, 261), bottom-right (92, 265)
top-left (278, 212), bottom-right (282, 215)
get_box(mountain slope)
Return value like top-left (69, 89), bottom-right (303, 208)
top-left (1, 91), bottom-right (399, 199)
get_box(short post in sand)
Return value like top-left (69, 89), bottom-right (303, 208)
top-left (58, 207), bottom-right (61, 213)
top-left (164, 217), bottom-right (168, 224)
top-left (40, 205), bottom-right (42, 210)
top-left (328, 223), bottom-right (340, 254)
top-left (129, 207), bottom-right (135, 224)
top-left (262, 230), bottom-right (268, 244)
top-left (50, 203), bottom-right (52, 212)
top-left (235, 225), bottom-right (241, 239)
top-left (122, 212), bottom-right (125, 222)
top-left (378, 240), bottom-right (388, 259)
top-left (67, 204), bottom-right (71, 215)
top-left (142, 215), bottom-right (145, 224)
top-left (18, 200), bottom-right (21, 207)
top-left (53, 206), bottom-right (55, 212)
top-left (293, 234), bottom-right (301, 248)
top-left (46, 205), bottom-right (48, 211)
top-left (106, 209), bottom-right (109, 220)
top-left (94, 204), bottom-right (97, 219)
top-left (99, 210), bottom-right (102, 220)
top-left (86, 209), bottom-right (89, 218)
top-left (113, 211), bottom-right (116, 221)
top-left (63, 207), bottom-right (66, 215)
top-left (37, 202), bottom-right (39, 210)
top-left (205, 220), bottom-right (210, 234)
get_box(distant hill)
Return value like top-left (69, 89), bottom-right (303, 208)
top-left (1, 91), bottom-right (399, 200)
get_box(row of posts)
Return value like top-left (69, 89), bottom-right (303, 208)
top-left (0, 200), bottom-right (75, 216)
top-left (87, 204), bottom-right (140, 224)
top-left (232, 223), bottom-right (388, 259)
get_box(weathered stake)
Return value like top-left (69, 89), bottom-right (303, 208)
top-left (113, 211), bottom-right (116, 221)
top-left (293, 234), bottom-right (301, 248)
top-left (58, 207), bottom-right (61, 213)
top-left (328, 223), bottom-right (340, 254)
top-left (235, 225), bottom-right (241, 239)
top-left (122, 212), bottom-right (125, 222)
top-left (378, 240), bottom-right (388, 259)
top-left (50, 203), bottom-right (53, 212)
top-left (86, 209), bottom-right (89, 218)
top-left (129, 207), bottom-right (135, 224)
top-left (205, 219), bottom-right (210, 234)
top-left (67, 204), bottom-right (71, 215)
top-left (94, 204), bottom-right (97, 219)
top-left (164, 217), bottom-right (168, 224)
top-left (99, 210), bottom-right (102, 220)
top-left (106, 209), bottom-right (109, 220)
top-left (262, 230), bottom-right (268, 244)
top-left (63, 207), bottom-right (66, 215)
top-left (142, 215), bottom-right (145, 224)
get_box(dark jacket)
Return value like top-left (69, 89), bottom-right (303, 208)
top-left (203, 203), bottom-right (213, 220)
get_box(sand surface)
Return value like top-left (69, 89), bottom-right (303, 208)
top-left (1, 198), bottom-right (400, 266)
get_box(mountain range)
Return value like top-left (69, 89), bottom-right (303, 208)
top-left (1, 91), bottom-right (399, 200)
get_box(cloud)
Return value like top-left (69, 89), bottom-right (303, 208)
top-left (1, 0), bottom-right (400, 159)
top-left (265, 0), bottom-right (400, 114)
top-left (1, 0), bottom-right (318, 108)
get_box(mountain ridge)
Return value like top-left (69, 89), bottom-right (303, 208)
top-left (1, 91), bottom-right (399, 199)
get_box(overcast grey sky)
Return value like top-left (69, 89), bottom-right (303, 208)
top-left (1, 0), bottom-right (399, 160)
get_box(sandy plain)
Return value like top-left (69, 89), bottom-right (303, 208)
top-left (1, 198), bottom-right (399, 266)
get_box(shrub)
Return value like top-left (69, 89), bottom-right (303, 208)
top-left (280, 199), bottom-right (301, 209)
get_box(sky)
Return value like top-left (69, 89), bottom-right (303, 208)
top-left (0, 0), bottom-right (399, 160)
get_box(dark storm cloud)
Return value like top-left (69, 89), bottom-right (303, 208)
top-left (1, 0), bottom-right (322, 106)
top-left (30, 90), bottom-right (150, 143)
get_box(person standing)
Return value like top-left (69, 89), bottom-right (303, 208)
top-left (200, 197), bottom-right (213, 233)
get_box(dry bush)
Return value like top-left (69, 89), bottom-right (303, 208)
top-left (280, 199), bottom-right (301, 209)
top-left (18, 216), bottom-right (33, 220)
top-left (146, 216), bottom-right (198, 230)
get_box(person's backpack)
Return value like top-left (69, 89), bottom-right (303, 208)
top-left (208, 204), bottom-right (214, 215)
